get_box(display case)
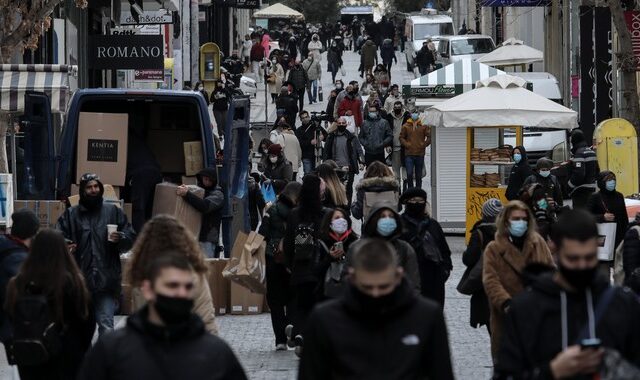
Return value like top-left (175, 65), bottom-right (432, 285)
top-left (465, 127), bottom-right (523, 238)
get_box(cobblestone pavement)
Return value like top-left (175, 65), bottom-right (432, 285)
top-left (217, 236), bottom-right (493, 380)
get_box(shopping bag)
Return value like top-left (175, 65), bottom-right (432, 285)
top-left (222, 231), bottom-right (267, 294)
top-left (260, 182), bottom-right (276, 203)
top-left (597, 223), bottom-right (617, 261)
top-left (343, 115), bottom-right (356, 134)
top-left (340, 66), bottom-right (346, 76)
top-left (318, 85), bottom-right (323, 102)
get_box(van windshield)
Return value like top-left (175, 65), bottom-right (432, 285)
top-left (413, 23), bottom-right (453, 40)
top-left (451, 38), bottom-right (494, 55)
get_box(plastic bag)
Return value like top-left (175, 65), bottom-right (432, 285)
top-left (260, 182), bottom-right (276, 203)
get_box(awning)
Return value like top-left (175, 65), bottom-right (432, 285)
top-left (340, 6), bottom-right (374, 15)
top-left (0, 64), bottom-right (76, 113)
top-left (253, 3), bottom-right (304, 20)
top-left (477, 38), bottom-right (543, 67)
top-left (404, 60), bottom-right (505, 98)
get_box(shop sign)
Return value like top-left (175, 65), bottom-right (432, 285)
top-left (625, 11), bottom-right (640, 70)
top-left (89, 35), bottom-right (164, 70)
top-left (480, 0), bottom-right (550, 6)
top-left (235, 0), bottom-right (259, 9)
top-left (121, 10), bottom-right (173, 25)
top-left (135, 69), bottom-right (164, 81)
top-left (403, 84), bottom-right (455, 98)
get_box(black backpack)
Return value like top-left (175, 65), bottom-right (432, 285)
top-left (293, 222), bottom-right (318, 264)
top-left (6, 281), bottom-right (62, 366)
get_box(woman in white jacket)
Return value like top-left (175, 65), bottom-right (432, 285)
top-left (308, 33), bottom-right (323, 61)
top-left (281, 123), bottom-right (303, 181)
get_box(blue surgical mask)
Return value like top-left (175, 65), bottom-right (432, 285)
top-left (368, 112), bottom-right (378, 119)
top-left (411, 113), bottom-right (420, 121)
top-left (539, 170), bottom-right (550, 178)
top-left (536, 199), bottom-right (548, 210)
top-left (513, 153), bottom-right (522, 163)
top-left (376, 217), bottom-right (397, 237)
top-left (508, 220), bottom-right (528, 238)
top-left (606, 180), bottom-right (616, 192)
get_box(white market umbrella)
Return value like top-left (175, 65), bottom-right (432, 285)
top-left (424, 74), bottom-right (577, 129)
top-left (477, 38), bottom-right (543, 67)
top-left (253, 3), bottom-right (305, 20)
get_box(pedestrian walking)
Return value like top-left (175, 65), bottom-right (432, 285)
top-left (399, 111), bottom-right (430, 189)
top-left (416, 41), bottom-right (435, 76)
top-left (249, 172), bottom-right (266, 230)
top-left (296, 111), bottom-right (327, 175)
top-left (361, 38), bottom-right (378, 76)
top-left (323, 117), bottom-right (364, 203)
top-left (334, 81), bottom-right (362, 120)
top-left (482, 200), bottom-right (554, 361)
top-left (308, 33), bottom-right (323, 60)
top-left (78, 254), bottom-right (247, 380)
top-left (250, 37), bottom-right (265, 83)
top-left (283, 174), bottom-right (329, 357)
top-left (316, 163), bottom-right (349, 210)
top-left (275, 87), bottom-right (299, 128)
top-left (521, 183), bottom-right (556, 240)
top-left (522, 157), bottom-right (564, 208)
top-left (383, 84), bottom-right (403, 115)
top-left (259, 182), bottom-right (301, 350)
top-left (286, 61), bottom-right (309, 111)
top-left (211, 81), bottom-right (229, 138)
top-left (360, 73), bottom-right (378, 96)
top-left (337, 85), bottom-right (364, 129)
top-left (385, 100), bottom-right (410, 187)
top-left (326, 42), bottom-right (343, 83)
top-left (495, 209), bottom-right (640, 379)
top-left (400, 188), bottom-right (453, 306)
top-left (56, 173), bottom-right (134, 336)
top-left (299, 239), bottom-right (454, 380)
top-left (177, 168), bottom-right (224, 258)
top-left (263, 144), bottom-right (293, 182)
top-left (351, 161), bottom-right (399, 220)
top-left (127, 215), bottom-right (218, 334)
top-left (373, 64), bottom-right (390, 92)
top-left (302, 53), bottom-right (322, 104)
top-left (359, 105), bottom-right (392, 166)
top-left (461, 199), bottom-right (502, 332)
top-left (568, 129), bottom-right (598, 209)
top-left (281, 123), bottom-right (303, 181)
top-left (6, 229), bottom-right (94, 380)
top-left (267, 58), bottom-right (285, 103)
top-left (380, 38), bottom-right (397, 78)
top-left (241, 34), bottom-right (252, 66)
top-left (505, 146), bottom-right (534, 201)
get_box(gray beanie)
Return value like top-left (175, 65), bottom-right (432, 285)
top-left (482, 198), bottom-right (503, 219)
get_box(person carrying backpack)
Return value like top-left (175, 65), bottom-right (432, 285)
top-left (5, 229), bottom-right (94, 380)
top-left (351, 161), bottom-right (399, 220)
top-left (283, 174), bottom-right (329, 357)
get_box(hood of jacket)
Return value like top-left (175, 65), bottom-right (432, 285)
top-left (362, 203), bottom-right (403, 240)
top-left (196, 167), bottom-right (218, 189)
top-left (512, 145), bottom-right (529, 166)
top-left (127, 305), bottom-right (206, 343)
top-left (356, 176), bottom-right (399, 192)
top-left (382, 38), bottom-right (393, 48)
top-left (364, 40), bottom-right (375, 47)
top-left (596, 170), bottom-right (615, 192)
top-left (341, 278), bottom-right (415, 319)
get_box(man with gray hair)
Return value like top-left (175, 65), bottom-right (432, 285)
top-left (299, 238), bottom-right (454, 379)
top-left (323, 117), bottom-right (364, 203)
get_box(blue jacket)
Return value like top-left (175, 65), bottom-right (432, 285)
top-left (0, 235), bottom-right (28, 342)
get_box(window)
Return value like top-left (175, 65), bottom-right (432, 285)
top-left (450, 38), bottom-right (495, 55)
top-left (413, 23), bottom-right (454, 40)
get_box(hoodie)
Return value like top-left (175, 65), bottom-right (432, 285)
top-left (308, 34), bottom-right (323, 60)
top-left (347, 204), bottom-right (421, 293)
top-left (183, 168), bottom-right (224, 245)
top-left (586, 171), bottom-right (628, 249)
top-left (506, 145), bottom-right (534, 200)
top-left (495, 272), bottom-right (640, 379)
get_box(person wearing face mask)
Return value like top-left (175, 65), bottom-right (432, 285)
top-left (316, 208), bottom-right (359, 299)
top-left (359, 105), bottom-right (393, 166)
top-left (78, 254), bottom-right (247, 380)
top-left (275, 86), bottom-right (299, 128)
top-left (383, 84), bottom-right (403, 115)
top-left (257, 138), bottom-right (273, 172)
top-left (286, 61), bottom-right (310, 111)
top-left (334, 80), bottom-right (362, 120)
top-left (267, 57), bottom-right (285, 103)
top-left (210, 81), bottom-right (229, 138)
top-left (482, 200), bottom-right (554, 362)
top-left (400, 188), bottom-right (452, 306)
top-left (522, 157), bottom-right (564, 210)
top-left (323, 117), bottom-right (365, 203)
top-left (400, 110), bottom-right (430, 189)
top-left (337, 85), bottom-right (364, 129)
top-left (327, 41), bottom-right (344, 83)
top-left (587, 171), bottom-right (628, 268)
top-left (505, 146), bottom-right (533, 201)
top-left (302, 53), bottom-right (322, 104)
top-left (308, 33), bottom-right (323, 60)
top-left (521, 183), bottom-right (556, 241)
top-left (384, 100), bottom-right (410, 185)
top-left (296, 110), bottom-right (327, 175)
top-left (299, 239), bottom-right (454, 380)
top-left (263, 144), bottom-right (293, 182)
top-left (495, 209), bottom-right (640, 380)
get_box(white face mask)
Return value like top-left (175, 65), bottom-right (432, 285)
top-left (330, 218), bottom-right (349, 234)
top-left (269, 156), bottom-right (278, 163)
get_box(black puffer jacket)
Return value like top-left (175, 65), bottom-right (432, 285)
top-left (506, 146), bottom-right (534, 200)
top-left (351, 176), bottom-right (399, 220)
top-left (495, 273), bottom-right (640, 380)
top-left (57, 199), bottom-right (134, 295)
top-left (522, 172), bottom-right (564, 207)
top-left (586, 171), bottom-right (628, 249)
top-left (623, 221), bottom-right (640, 278)
top-left (299, 280), bottom-right (454, 380)
top-left (77, 307), bottom-right (247, 380)
top-left (183, 168), bottom-right (224, 245)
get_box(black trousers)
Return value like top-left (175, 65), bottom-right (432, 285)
top-left (346, 172), bottom-right (355, 206)
top-left (419, 260), bottom-right (448, 307)
top-left (365, 152), bottom-right (385, 167)
top-left (266, 256), bottom-right (293, 345)
top-left (296, 89), bottom-right (305, 112)
top-left (291, 282), bottom-right (317, 338)
top-left (571, 188), bottom-right (595, 210)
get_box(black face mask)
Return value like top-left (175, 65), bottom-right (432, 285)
top-left (351, 283), bottom-right (399, 314)
top-left (559, 264), bottom-right (598, 290)
top-left (337, 125), bottom-right (347, 132)
top-left (394, 109), bottom-right (402, 115)
top-left (405, 202), bottom-right (426, 218)
top-left (154, 294), bottom-right (194, 325)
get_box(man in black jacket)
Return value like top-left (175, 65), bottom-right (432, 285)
top-left (57, 173), bottom-right (135, 335)
top-left (295, 110), bottom-right (327, 175)
top-left (276, 86), bottom-right (299, 128)
top-left (522, 157), bottom-right (564, 209)
top-left (323, 117), bottom-right (364, 203)
top-left (78, 254), bottom-right (247, 380)
top-left (568, 129), bottom-right (598, 209)
top-left (495, 209), bottom-right (640, 379)
top-left (400, 187), bottom-right (453, 306)
top-left (178, 168), bottom-right (224, 258)
top-left (416, 41), bottom-right (435, 76)
top-left (287, 61), bottom-right (309, 111)
top-left (299, 238), bottom-right (454, 380)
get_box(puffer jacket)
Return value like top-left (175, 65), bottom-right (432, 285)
top-left (359, 114), bottom-right (393, 155)
top-left (183, 168), bottom-right (224, 245)
top-left (399, 118), bottom-right (430, 156)
top-left (57, 202), bottom-right (135, 295)
top-left (308, 34), bottom-right (323, 60)
top-left (264, 156), bottom-right (293, 181)
top-left (351, 176), bottom-right (399, 220)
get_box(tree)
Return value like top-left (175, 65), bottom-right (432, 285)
top-left (283, 0), bottom-right (339, 23)
top-left (385, 0), bottom-right (450, 13)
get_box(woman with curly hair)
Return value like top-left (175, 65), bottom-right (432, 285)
top-left (126, 214), bottom-right (218, 334)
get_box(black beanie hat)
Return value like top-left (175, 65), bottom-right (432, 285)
top-left (400, 187), bottom-right (427, 204)
top-left (11, 209), bottom-right (39, 240)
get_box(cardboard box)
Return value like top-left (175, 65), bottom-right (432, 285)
top-left (230, 282), bottom-right (264, 315)
top-left (151, 182), bottom-right (203, 237)
top-left (206, 259), bottom-right (230, 315)
top-left (13, 200), bottom-right (66, 229)
top-left (184, 141), bottom-right (204, 176)
top-left (76, 112), bottom-right (129, 186)
top-left (68, 184), bottom-right (122, 208)
top-left (182, 176), bottom-right (198, 186)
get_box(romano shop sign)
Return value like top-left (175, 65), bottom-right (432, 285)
top-left (88, 35), bottom-right (163, 70)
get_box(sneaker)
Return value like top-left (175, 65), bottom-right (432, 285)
top-left (275, 343), bottom-right (287, 351)
top-left (294, 345), bottom-right (303, 358)
top-left (285, 325), bottom-right (295, 348)
top-left (294, 335), bottom-right (304, 347)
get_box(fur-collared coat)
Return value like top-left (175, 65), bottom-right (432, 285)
top-left (351, 176), bottom-right (400, 220)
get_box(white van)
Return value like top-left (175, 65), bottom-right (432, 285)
top-left (404, 10), bottom-right (454, 71)
top-left (436, 35), bottom-right (495, 66)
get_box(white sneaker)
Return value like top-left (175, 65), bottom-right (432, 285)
top-left (285, 325), bottom-right (295, 348)
top-left (275, 343), bottom-right (287, 351)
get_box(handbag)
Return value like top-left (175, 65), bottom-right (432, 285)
top-left (266, 73), bottom-right (276, 84)
top-left (340, 66), bottom-right (346, 76)
top-left (318, 85), bottom-right (323, 102)
top-left (456, 230), bottom-right (485, 295)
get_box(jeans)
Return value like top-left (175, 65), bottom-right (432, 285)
top-left (405, 155), bottom-right (424, 189)
top-left (94, 292), bottom-right (117, 336)
top-left (302, 158), bottom-right (316, 175)
top-left (307, 80), bottom-right (318, 103)
top-left (251, 61), bottom-right (262, 83)
top-left (200, 242), bottom-right (216, 258)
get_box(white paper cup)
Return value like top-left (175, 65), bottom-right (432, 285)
top-left (107, 224), bottom-right (118, 242)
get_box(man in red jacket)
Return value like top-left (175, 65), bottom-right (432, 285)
top-left (337, 85), bottom-right (363, 129)
top-left (250, 38), bottom-right (265, 84)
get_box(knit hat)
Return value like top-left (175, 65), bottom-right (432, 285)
top-left (268, 144), bottom-right (283, 156)
top-left (481, 198), bottom-right (503, 219)
top-left (10, 209), bottom-right (39, 240)
top-left (400, 187), bottom-right (427, 204)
